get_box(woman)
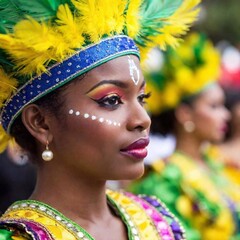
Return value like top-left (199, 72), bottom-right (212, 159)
top-left (0, 0), bottom-right (200, 239)
top-left (205, 87), bottom-right (240, 187)
top-left (203, 48), bottom-right (240, 197)
top-left (218, 88), bottom-right (240, 183)
top-left (129, 33), bottom-right (240, 239)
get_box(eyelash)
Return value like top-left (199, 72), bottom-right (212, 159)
top-left (138, 92), bottom-right (151, 105)
top-left (93, 94), bottom-right (123, 109)
top-left (93, 92), bottom-right (151, 109)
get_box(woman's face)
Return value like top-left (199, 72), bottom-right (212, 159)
top-left (190, 84), bottom-right (230, 143)
top-left (48, 55), bottom-right (151, 180)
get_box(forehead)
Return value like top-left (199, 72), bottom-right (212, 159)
top-left (87, 55), bottom-right (140, 78)
top-left (195, 84), bottom-right (224, 105)
top-left (72, 55), bottom-right (141, 89)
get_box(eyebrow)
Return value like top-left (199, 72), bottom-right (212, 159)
top-left (86, 79), bottom-right (145, 94)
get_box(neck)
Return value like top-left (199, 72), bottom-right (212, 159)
top-left (30, 164), bottom-right (110, 224)
top-left (175, 129), bottom-right (203, 162)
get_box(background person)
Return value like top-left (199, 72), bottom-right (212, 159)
top-left (129, 33), bottom-right (240, 240)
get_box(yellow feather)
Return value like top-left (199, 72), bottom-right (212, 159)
top-left (153, 0), bottom-right (201, 50)
top-left (1, 39), bottom-right (53, 76)
top-left (0, 67), bottom-right (18, 108)
top-left (15, 18), bottom-right (72, 58)
top-left (72, 0), bottom-right (126, 43)
top-left (14, 18), bottom-right (58, 52)
top-left (0, 17), bottom-right (74, 76)
top-left (125, 0), bottom-right (142, 38)
top-left (0, 125), bottom-right (11, 153)
top-left (56, 4), bottom-right (85, 49)
top-left (13, 49), bottom-right (54, 76)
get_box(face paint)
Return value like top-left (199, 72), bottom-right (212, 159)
top-left (128, 56), bottom-right (140, 86)
top-left (68, 109), bottom-right (121, 127)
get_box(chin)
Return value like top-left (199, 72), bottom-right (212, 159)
top-left (112, 163), bottom-right (145, 181)
top-left (209, 136), bottom-right (223, 144)
top-left (127, 164), bottom-right (145, 180)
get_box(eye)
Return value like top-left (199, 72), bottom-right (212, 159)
top-left (138, 92), bottom-right (151, 106)
top-left (93, 94), bottom-right (123, 109)
top-left (210, 102), bottom-right (223, 109)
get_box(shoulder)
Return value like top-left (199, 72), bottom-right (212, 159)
top-left (107, 189), bottom-right (186, 240)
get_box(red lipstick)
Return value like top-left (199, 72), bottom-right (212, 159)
top-left (120, 138), bottom-right (149, 159)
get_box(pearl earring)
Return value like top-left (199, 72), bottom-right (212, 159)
top-left (42, 140), bottom-right (53, 161)
top-left (184, 121), bottom-right (195, 133)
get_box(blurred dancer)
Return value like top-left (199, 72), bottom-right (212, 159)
top-left (204, 46), bottom-right (240, 189)
top-left (130, 33), bottom-right (240, 239)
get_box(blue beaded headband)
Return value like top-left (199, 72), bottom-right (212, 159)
top-left (0, 35), bottom-right (139, 133)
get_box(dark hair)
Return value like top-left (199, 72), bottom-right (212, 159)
top-left (224, 87), bottom-right (240, 110)
top-left (150, 109), bottom-right (176, 136)
top-left (223, 87), bottom-right (240, 140)
top-left (150, 92), bottom-right (201, 136)
top-left (10, 74), bottom-right (86, 161)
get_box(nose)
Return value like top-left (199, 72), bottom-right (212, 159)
top-left (126, 102), bottom-right (151, 132)
top-left (223, 106), bottom-right (231, 121)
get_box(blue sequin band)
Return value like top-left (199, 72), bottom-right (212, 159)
top-left (1, 35), bottom-right (139, 133)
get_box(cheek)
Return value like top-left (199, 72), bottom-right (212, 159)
top-left (194, 109), bottom-right (219, 132)
top-left (68, 108), bottom-right (122, 128)
top-left (194, 109), bottom-right (226, 141)
top-left (66, 108), bottom-right (124, 146)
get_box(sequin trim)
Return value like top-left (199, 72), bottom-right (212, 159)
top-left (125, 192), bottom-right (175, 240)
top-left (107, 190), bottom-right (161, 240)
top-left (142, 195), bottom-right (186, 240)
top-left (3, 201), bottom-right (94, 239)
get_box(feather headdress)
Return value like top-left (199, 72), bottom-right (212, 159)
top-left (0, 0), bottom-right (201, 151)
top-left (144, 32), bottom-right (221, 114)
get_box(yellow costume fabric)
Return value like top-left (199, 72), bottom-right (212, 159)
top-left (129, 152), bottom-right (240, 240)
top-left (0, 190), bottom-right (185, 240)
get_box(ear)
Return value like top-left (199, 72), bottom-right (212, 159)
top-left (21, 104), bottom-right (53, 146)
top-left (175, 104), bottom-right (194, 125)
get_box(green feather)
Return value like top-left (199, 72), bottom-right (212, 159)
top-left (135, 0), bottom-right (183, 46)
top-left (0, 0), bottom-right (73, 75)
top-left (141, 0), bottom-right (183, 19)
top-left (0, 0), bottom-right (73, 32)
top-left (17, 0), bottom-right (73, 20)
top-left (0, 0), bottom-right (23, 32)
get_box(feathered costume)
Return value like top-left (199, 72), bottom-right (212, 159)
top-left (0, 0), bottom-right (200, 239)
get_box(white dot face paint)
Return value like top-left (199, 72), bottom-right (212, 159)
top-left (128, 56), bottom-right (140, 86)
top-left (68, 109), bottom-right (121, 127)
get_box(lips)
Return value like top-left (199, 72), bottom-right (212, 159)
top-left (120, 138), bottom-right (150, 159)
top-left (220, 124), bottom-right (228, 133)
